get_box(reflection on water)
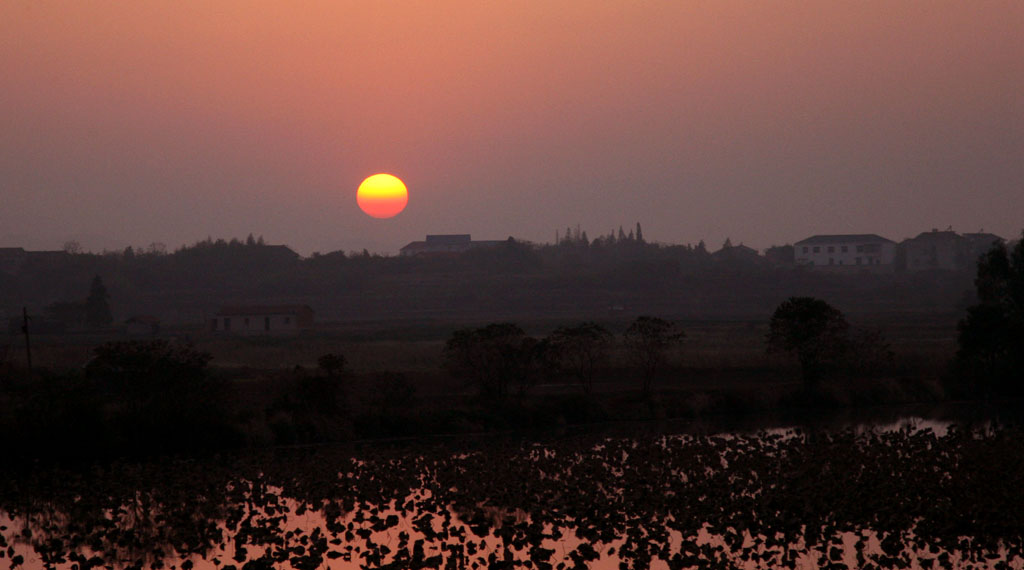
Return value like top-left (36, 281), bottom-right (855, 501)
top-left (3, 414), bottom-right (1024, 570)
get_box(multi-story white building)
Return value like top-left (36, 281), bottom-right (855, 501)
top-left (794, 234), bottom-right (896, 268)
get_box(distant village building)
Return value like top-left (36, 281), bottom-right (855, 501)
top-left (125, 315), bottom-right (161, 337)
top-left (901, 229), bottom-right (1004, 272)
top-left (400, 234), bottom-right (507, 257)
top-left (0, 248), bottom-right (26, 274)
top-left (794, 234), bottom-right (896, 269)
top-left (962, 232), bottom-right (1005, 264)
top-left (712, 243), bottom-right (762, 265)
top-left (0, 247), bottom-right (68, 275)
top-left (209, 305), bottom-right (313, 335)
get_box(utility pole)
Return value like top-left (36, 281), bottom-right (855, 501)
top-left (21, 306), bottom-right (32, 375)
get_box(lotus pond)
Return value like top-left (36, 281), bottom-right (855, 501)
top-left (2, 423), bottom-right (1023, 570)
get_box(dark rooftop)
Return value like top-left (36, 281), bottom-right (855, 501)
top-left (794, 234), bottom-right (894, 245)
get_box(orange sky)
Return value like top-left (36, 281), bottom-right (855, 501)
top-left (2, 2), bottom-right (1022, 253)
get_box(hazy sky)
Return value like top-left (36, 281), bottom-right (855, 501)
top-left (2, 2), bottom-right (1022, 255)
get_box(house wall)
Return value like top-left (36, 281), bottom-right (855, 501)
top-left (210, 313), bottom-right (303, 335)
top-left (795, 241), bottom-right (895, 267)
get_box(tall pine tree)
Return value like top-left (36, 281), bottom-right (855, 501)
top-left (85, 275), bottom-right (113, 328)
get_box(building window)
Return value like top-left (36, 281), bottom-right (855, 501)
top-left (841, 246), bottom-right (848, 253)
top-left (244, 317), bottom-right (250, 328)
top-left (211, 319), bottom-right (218, 331)
top-left (829, 258), bottom-right (834, 265)
top-left (284, 317), bottom-right (291, 325)
top-left (802, 246), bottom-right (808, 253)
top-left (856, 245), bottom-right (864, 253)
top-left (813, 246), bottom-right (820, 253)
top-left (855, 257), bottom-right (861, 265)
top-left (224, 318), bottom-right (231, 331)
top-left (265, 317), bottom-right (270, 331)
top-left (827, 246), bottom-right (834, 253)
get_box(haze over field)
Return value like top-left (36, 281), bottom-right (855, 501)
top-left (2, 1), bottom-right (1022, 255)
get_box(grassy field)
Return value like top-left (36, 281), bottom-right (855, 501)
top-left (0, 310), bottom-right (969, 459)
top-left (5, 310), bottom-right (959, 378)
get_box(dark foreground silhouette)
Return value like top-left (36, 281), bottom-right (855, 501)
top-left (1, 425), bottom-right (1022, 569)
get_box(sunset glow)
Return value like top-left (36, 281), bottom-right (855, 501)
top-left (357, 174), bottom-right (408, 219)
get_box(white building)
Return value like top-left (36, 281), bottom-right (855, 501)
top-left (794, 234), bottom-right (895, 268)
top-left (209, 305), bottom-right (314, 335)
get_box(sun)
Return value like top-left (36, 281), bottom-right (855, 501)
top-left (357, 173), bottom-right (408, 219)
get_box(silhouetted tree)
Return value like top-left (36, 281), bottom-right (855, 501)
top-left (766, 297), bottom-right (849, 387)
top-left (314, 352), bottom-right (348, 412)
top-left (317, 353), bottom-right (347, 378)
top-left (444, 323), bottom-right (539, 399)
top-left (955, 234), bottom-right (1024, 397)
top-left (624, 316), bottom-right (685, 395)
top-left (547, 322), bottom-right (613, 393)
top-left (85, 340), bottom-right (233, 453)
top-left (636, 223), bottom-right (644, 243)
top-left (85, 275), bottom-right (113, 328)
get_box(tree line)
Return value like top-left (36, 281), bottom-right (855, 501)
top-left (1, 233), bottom-right (1019, 460)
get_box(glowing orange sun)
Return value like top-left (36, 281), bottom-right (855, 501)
top-left (357, 173), bottom-right (408, 219)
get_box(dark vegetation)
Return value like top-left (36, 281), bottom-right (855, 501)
top-left (1, 231), bottom-right (979, 327)
top-left (2, 426), bottom-right (1024, 569)
top-left (0, 232), bottom-right (1017, 462)
top-left (0, 235), bottom-right (1021, 569)
top-left (953, 235), bottom-right (1024, 399)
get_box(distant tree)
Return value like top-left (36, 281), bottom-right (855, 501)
top-left (618, 226), bottom-right (627, 241)
top-left (766, 297), bottom-right (849, 387)
top-left (87, 340), bottom-right (211, 391)
top-left (317, 353), bottom-right (347, 378)
top-left (444, 323), bottom-right (539, 399)
top-left (123, 245), bottom-right (135, 260)
top-left (63, 240), bottom-right (82, 254)
top-left (85, 275), bottom-right (113, 328)
top-left (547, 322), bottom-right (613, 393)
top-left (955, 234), bottom-right (1024, 397)
top-left (722, 237), bottom-right (733, 249)
top-left (696, 240), bottom-right (708, 255)
top-left (636, 223), bottom-right (644, 243)
top-left (764, 244), bottom-right (794, 266)
top-left (624, 316), bottom-right (685, 395)
top-left (85, 340), bottom-right (231, 452)
top-left (246, 233), bottom-right (256, 246)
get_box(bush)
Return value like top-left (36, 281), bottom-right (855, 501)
top-left (84, 340), bottom-right (238, 455)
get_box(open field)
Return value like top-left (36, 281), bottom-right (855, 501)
top-left (2, 311), bottom-right (959, 450)
top-left (5, 310), bottom-right (960, 375)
